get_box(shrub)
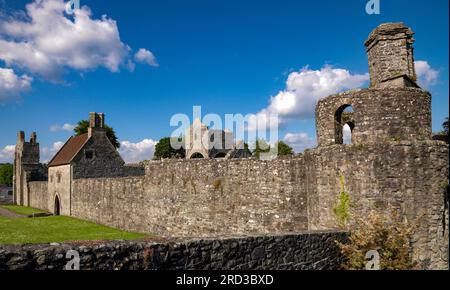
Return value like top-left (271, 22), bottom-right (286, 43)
top-left (336, 207), bottom-right (421, 270)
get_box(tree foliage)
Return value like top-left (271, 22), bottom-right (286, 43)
top-left (276, 141), bottom-right (294, 156)
top-left (336, 208), bottom-right (420, 270)
top-left (252, 139), bottom-right (270, 158)
top-left (153, 137), bottom-right (185, 160)
top-left (74, 120), bottom-right (120, 149)
top-left (0, 163), bottom-right (13, 186)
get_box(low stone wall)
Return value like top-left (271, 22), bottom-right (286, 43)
top-left (27, 181), bottom-right (48, 211)
top-left (0, 231), bottom-right (347, 270)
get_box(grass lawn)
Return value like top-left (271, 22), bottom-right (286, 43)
top-left (1, 205), bottom-right (48, 216)
top-left (0, 208), bottom-right (147, 245)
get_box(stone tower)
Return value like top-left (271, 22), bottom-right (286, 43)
top-left (365, 22), bottom-right (418, 88)
top-left (316, 22), bottom-right (431, 146)
top-left (13, 131), bottom-right (43, 205)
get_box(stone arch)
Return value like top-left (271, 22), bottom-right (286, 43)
top-left (214, 152), bottom-right (227, 158)
top-left (54, 194), bottom-right (61, 216)
top-left (189, 152), bottom-right (205, 159)
top-left (335, 104), bottom-right (355, 144)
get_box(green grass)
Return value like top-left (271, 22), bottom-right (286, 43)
top-left (0, 215), bottom-right (147, 245)
top-left (1, 205), bottom-right (48, 216)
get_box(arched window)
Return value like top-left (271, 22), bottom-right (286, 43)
top-left (335, 105), bottom-right (355, 144)
top-left (190, 152), bottom-right (205, 159)
top-left (214, 152), bottom-right (227, 158)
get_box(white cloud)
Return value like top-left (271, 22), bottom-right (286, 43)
top-left (49, 123), bottom-right (75, 132)
top-left (0, 0), bottom-right (152, 82)
top-left (284, 132), bottom-right (316, 153)
top-left (269, 65), bottom-right (369, 119)
top-left (41, 141), bottom-right (64, 163)
top-left (246, 65), bottom-right (369, 131)
top-left (343, 124), bottom-right (352, 144)
top-left (415, 60), bottom-right (438, 87)
top-left (134, 48), bottom-right (159, 67)
top-left (0, 145), bottom-right (15, 163)
top-left (0, 67), bottom-right (32, 101)
top-left (119, 139), bottom-right (157, 163)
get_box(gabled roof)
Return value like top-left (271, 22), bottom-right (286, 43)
top-left (48, 134), bottom-right (90, 167)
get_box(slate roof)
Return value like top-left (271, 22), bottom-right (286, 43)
top-left (48, 134), bottom-right (89, 167)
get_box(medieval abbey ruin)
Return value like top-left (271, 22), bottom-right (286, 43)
top-left (12, 23), bottom-right (449, 269)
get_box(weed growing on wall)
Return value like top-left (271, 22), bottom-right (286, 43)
top-left (333, 173), bottom-right (351, 228)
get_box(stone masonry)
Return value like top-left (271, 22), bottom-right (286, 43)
top-left (0, 231), bottom-right (347, 270)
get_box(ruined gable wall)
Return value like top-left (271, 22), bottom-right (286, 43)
top-left (72, 133), bottom-right (125, 179)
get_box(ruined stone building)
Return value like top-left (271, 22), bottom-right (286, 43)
top-left (13, 23), bottom-right (449, 269)
top-left (184, 118), bottom-right (252, 159)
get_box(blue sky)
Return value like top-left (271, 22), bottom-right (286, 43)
top-left (0, 0), bottom-right (448, 162)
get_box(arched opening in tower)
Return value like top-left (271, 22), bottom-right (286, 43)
top-left (335, 105), bottom-right (355, 144)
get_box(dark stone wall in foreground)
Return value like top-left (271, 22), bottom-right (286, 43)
top-left (0, 231), bottom-right (346, 270)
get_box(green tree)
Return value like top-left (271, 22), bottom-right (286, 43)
top-left (432, 117), bottom-right (449, 144)
top-left (0, 163), bottom-right (13, 186)
top-left (153, 137), bottom-right (185, 160)
top-left (443, 117), bottom-right (449, 135)
top-left (74, 120), bottom-right (120, 149)
top-left (252, 139), bottom-right (270, 158)
top-left (276, 141), bottom-right (294, 156)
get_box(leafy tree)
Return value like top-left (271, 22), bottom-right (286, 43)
top-left (252, 139), bottom-right (270, 158)
top-left (74, 120), bottom-right (120, 149)
top-left (443, 117), bottom-right (449, 135)
top-left (0, 163), bottom-right (13, 186)
top-left (276, 141), bottom-right (294, 156)
top-left (153, 137), bottom-right (185, 160)
top-left (432, 117), bottom-right (449, 144)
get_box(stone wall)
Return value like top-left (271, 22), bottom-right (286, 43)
top-left (71, 157), bottom-right (309, 237)
top-left (67, 140), bottom-right (448, 269)
top-left (72, 131), bottom-right (126, 179)
top-left (28, 181), bottom-right (48, 210)
top-left (48, 165), bottom-right (72, 215)
top-left (305, 140), bottom-right (449, 269)
top-left (0, 231), bottom-right (346, 270)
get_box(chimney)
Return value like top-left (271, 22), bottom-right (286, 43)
top-left (88, 112), bottom-right (105, 137)
top-left (18, 131), bottom-right (25, 143)
top-left (30, 132), bottom-right (37, 144)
